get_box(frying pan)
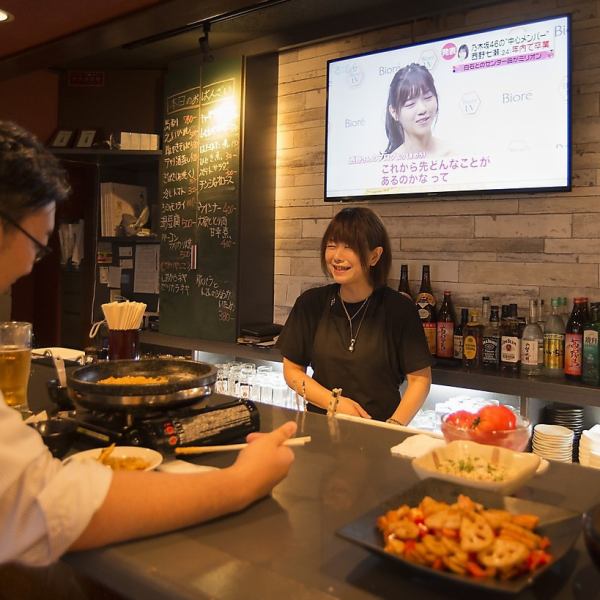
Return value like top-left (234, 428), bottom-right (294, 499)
top-left (67, 358), bottom-right (217, 412)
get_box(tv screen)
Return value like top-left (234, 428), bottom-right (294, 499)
top-left (325, 15), bottom-right (571, 201)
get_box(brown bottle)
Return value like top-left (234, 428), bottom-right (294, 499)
top-left (565, 297), bottom-right (585, 380)
top-left (462, 309), bottom-right (483, 370)
top-left (416, 265), bottom-right (436, 355)
top-left (398, 264), bottom-right (412, 300)
top-left (436, 291), bottom-right (455, 358)
top-left (453, 307), bottom-right (469, 362)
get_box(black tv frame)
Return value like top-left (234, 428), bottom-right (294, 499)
top-left (324, 13), bottom-right (572, 203)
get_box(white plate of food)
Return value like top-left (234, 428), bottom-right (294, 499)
top-left (412, 440), bottom-right (540, 495)
top-left (64, 444), bottom-right (163, 471)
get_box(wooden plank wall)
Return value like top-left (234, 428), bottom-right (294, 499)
top-left (273, 0), bottom-right (600, 323)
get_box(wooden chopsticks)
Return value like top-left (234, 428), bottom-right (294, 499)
top-left (174, 435), bottom-right (311, 455)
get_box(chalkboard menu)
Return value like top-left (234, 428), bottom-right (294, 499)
top-left (159, 58), bottom-right (242, 341)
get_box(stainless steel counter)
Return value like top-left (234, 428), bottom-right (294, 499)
top-left (63, 404), bottom-right (600, 600)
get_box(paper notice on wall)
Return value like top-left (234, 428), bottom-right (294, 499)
top-left (108, 266), bottom-right (122, 289)
top-left (134, 244), bottom-right (159, 294)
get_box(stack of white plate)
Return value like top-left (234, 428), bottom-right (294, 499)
top-left (544, 404), bottom-right (584, 462)
top-left (579, 428), bottom-right (600, 467)
top-left (532, 424), bottom-right (574, 463)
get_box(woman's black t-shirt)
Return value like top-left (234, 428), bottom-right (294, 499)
top-left (277, 284), bottom-right (433, 421)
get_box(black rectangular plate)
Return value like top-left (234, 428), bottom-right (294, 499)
top-left (337, 478), bottom-right (581, 595)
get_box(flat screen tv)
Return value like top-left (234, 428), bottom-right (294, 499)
top-left (325, 14), bottom-right (571, 201)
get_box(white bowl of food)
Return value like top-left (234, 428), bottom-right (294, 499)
top-left (412, 440), bottom-right (540, 495)
top-left (64, 445), bottom-right (162, 471)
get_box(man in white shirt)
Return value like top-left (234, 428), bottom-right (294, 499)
top-left (0, 120), bottom-right (297, 566)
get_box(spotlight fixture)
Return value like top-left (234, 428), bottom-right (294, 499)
top-left (0, 9), bottom-right (14, 23)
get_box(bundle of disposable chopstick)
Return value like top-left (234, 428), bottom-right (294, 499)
top-left (101, 301), bottom-right (146, 331)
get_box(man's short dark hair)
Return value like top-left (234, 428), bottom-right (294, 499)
top-left (0, 121), bottom-right (70, 224)
top-left (320, 207), bottom-right (392, 288)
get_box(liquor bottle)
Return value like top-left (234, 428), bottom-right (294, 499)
top-left (500, 305), bottom-right (510, 328)
top-left (582, 297), bottom-right (591, 325)
top-left (436, 291), bottom-right (456, 358)
top-left (544, 297), bottom-right (565, 377)
top-left (453, 308), bottom-right (469, 362)
top-left (582, 303), bottom-right (600, 386)
top-left (521, 300), bottom-right (544, 376)
top-left (398, 264), bottom-right (412, 300)
top-left (561, 297), bottom-right (569, 328)
top-left (565, 297), bottom-right (585, 381)
top-left (500, 304), bottom-right (521, 372)
top-left (462, 309), bottom-right (483, 370)
top-left (537, 298), bottom-right (546, 333)
top-left (416, 265), bottom-right (437, 355)
top-left (481, 296), bottom-right (491, 326)
top-left (482, 305), bottom-right (501, 368)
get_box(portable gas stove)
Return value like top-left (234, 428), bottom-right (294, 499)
top-left (64, 359), bottom-right (260, 452)
top-left (66, 395), bottom-right (260, 452)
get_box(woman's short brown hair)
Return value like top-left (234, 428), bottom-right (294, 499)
top-left (320, 207), bottom-right (391, 288)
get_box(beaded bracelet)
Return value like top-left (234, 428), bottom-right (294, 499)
top-left (386, 417), bottom-right (405, 426)
top-left (327, 387), bottom-right (342, 416)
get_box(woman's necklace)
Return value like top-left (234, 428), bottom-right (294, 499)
top-left (339, 292), bottom-right (371, 352)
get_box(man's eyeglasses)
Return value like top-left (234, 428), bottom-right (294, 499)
top-left (0, 211), bottom-right (52, 263)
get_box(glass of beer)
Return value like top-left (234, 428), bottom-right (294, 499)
top-left (0, 321), bottom-right (32, 409)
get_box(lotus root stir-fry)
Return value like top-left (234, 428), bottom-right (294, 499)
top-left (377, 494), bottom-right (552, 579)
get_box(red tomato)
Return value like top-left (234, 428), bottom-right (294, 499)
top-left (445, 410), bottom-right (476, 430)
top-left (474, 405), bottom-right (517, 432)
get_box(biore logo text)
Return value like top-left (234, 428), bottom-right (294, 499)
top-left (555, 24), bottom-right (567, 36)
top-left (345, 118), bottom-right (365, 128)
top-left (441, 43), bottom-right (457, 60)
top-left (502, 91), bottom-right (533, 103)
top-left (379, 65), bottom-right (402, 76)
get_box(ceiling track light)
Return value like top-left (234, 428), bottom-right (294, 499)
top-left (121, 0), bottom-right (291, 50)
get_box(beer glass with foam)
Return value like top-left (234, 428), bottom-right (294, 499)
top-left (0, 322), bottom-right (32, 408)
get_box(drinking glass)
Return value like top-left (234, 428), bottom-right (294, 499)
top-left (0, 321), bottom-right (32, 411)
top-left (108, 329), bottom-right (140, 360)
top-left (238, 364), bottom-right (256, 399)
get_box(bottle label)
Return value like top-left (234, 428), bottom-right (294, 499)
top-left (521, 339), bottom-right (539, 366)
top-left (565, 333), bottom-right (583, 375)
top-left (501, 336), bottom-right (520, 363)
top-left (453, 335), bottom-right (463, 360)
top-left (423, 322), bottom-right (436, 355)
top-left (583, 330), bottom-right (600, 383)
top-left (584, 329), bottom-right (598, 349)
top-left (544, 333), bottom-right (564, 369)
top-left (463, 335), bottom-right (477, 360)
top-left (418, 307), bottom-right (433, 319)
top-left (436, 322), bottom-right (454, 357)
top-left (417, 293), bottom-right (435, 308)
top-left (482, 335), bottom-right (500, 364)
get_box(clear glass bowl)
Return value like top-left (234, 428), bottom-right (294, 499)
top-left (441, 414), bottom-right (532, 452)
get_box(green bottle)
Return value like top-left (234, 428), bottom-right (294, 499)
top-left (582, 303), bottom-right (600, 385)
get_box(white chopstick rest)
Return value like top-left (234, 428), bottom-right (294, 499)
top-left (174, 435), bottom-right (312, 455)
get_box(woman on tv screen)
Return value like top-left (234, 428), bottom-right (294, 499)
top-left (384, 63), bottom-right (450, 158)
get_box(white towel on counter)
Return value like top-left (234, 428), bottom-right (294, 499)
top-left (390, 434), bottom-right (446, 459)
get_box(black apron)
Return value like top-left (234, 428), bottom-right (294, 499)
top-left (310, 286), bottom-right (402, 421)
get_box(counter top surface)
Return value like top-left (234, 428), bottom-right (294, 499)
top-left (64, 404), bottom-right (600, 600)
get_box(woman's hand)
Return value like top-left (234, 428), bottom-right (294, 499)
top-left (336, 396), bottom-right (371, 418)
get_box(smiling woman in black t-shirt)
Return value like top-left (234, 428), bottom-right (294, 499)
top-left (277, 207), bottom-right (433, 424)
